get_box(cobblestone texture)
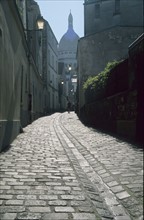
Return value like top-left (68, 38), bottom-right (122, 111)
top-left (0, 112), bottom-right (143, 220)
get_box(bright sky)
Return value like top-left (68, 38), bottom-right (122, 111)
top-left (35, 0), bottom-right (84, 43)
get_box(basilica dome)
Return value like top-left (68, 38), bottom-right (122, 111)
top-left (58, 12), bottom-right (79, 53)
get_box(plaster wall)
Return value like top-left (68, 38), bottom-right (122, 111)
top-left (0, 1), bottom-right (47, 151)
top-left (46, 22), bottom-right (59, 112)
top-left (0, 1), bottom-right (29, 151)
top-left (29, 63), bottom-right (45, 121)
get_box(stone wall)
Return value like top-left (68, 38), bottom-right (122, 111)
top-left (78, 34), bottom-right (144, 144)
top-left (77, 26), bottom-right (143, 110)
top-left (84, 0), bottom-right (143, 36)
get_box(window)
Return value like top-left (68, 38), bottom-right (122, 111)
top-left (0, 28), bottom-right (2, 37)
top-left (48, 49), bottom-right (50, 64)
top-left (20, 66), bottom-right (23, 104)
top-left (95, 4), bottom-right (100, 19)
top-left (53, 75), bottom-right (54, 87)
top-left (52, 55), bottom-right (54, 67)
top-left (25, 74), bottom-right (28, 92)
top-left (114, 0), bottom-right (120, 14)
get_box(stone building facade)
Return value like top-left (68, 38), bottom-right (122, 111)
top-left (27, 0), bottom-right (59, 113)
top-left (0, 0), bottom-right (59, 151)
top-left (43, 20), bottom-right (59, 112)
top-left (0, 0), bottom-right (30, 150)
top-left (77, 0), bottom-right (144, 111)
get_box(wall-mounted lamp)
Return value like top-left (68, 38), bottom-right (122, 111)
top-left (36, 16), bottom-right (45, 30)
top-left (25, 16), bottom-right (45, 31)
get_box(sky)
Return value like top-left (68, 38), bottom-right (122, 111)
top-left (35, 0), bottom-right (84, 43)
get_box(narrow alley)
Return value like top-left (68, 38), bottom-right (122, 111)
top-left (0, 112), bottom-right (143, 220)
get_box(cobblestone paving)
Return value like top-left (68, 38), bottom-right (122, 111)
top-left (0, 112), bottom-right (143, 220)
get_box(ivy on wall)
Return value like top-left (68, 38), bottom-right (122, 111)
top-left (83, 60), bottom-right (121, 97)
top-left (83, 60), bottom-right (121, 90)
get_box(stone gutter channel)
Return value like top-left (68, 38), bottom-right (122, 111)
top-left (53, 114), bottom-right (131, 220)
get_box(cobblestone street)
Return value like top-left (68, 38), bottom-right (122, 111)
top-left (0, 112), bottom-right (143, 220)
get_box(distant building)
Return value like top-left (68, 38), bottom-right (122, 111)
top-left (27, 0), bottom-right (43, 75)
top-left (58, 12), bottom-right (79, 109)
top-left (77, 0), bottom-right (144, 112)
top-left (27, 0), bottom-right (59, 113)
top-left (43, 20), bottom-right (59, 113)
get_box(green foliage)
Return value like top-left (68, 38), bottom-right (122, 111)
top-left (83, 60), bottom-right (120, 92)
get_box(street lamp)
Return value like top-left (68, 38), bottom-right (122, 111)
top-left (68, 65), bottom-right (72, 71)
